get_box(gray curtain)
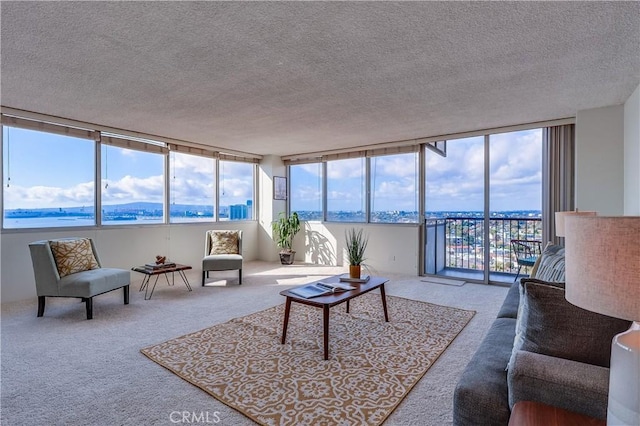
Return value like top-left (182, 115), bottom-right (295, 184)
top-left (542, 124), bottom-right (575, 245)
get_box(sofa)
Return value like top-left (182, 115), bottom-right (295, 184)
top-left (453, 244), bottom-right (631, 425)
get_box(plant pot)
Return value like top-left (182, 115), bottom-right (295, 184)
top-left (349, 265), bottom-right (361, 279)
top-left (279, 251), bottom-right (296, 265)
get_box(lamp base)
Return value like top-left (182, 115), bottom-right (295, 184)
top-left (607, 321), bottom-right (640, 425)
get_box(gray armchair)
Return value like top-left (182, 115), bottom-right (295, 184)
top-left (202, 230), bottom-right (243, 286)
top-left (29, 238), bottom-right (130, 320)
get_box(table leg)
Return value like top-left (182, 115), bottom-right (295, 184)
top-left (139, 275), bottom-right (150, 292)
top-left (178, 270), bottom-right (192, 292)
top-left (323, 305), bottom-right (330, 360)
top-left (346, 299), bottom-right (350, 313)
top-left (380, 283), bottom-right (389, 322)
top-left (146, 275), bottom-right (161, 300)
top-left (281, 297), bottom-right (292, 344)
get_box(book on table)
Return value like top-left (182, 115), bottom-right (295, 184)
top-left (288, 281), bottom-right (356, 299)
top-left (339, 274), bottom-right (370, 283)
top-left (144, 262), bottom-right (176, 270)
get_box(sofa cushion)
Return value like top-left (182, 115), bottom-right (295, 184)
top-left (209, 231), bottom-right (239, 255)
top-left (507, 350), bottom-right (610, 420)
top-left (50, 238), bottom-right (100, 278)
top-left (514, 280), bottom-right (630, 368)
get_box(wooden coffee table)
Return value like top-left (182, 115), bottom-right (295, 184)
top-left (280, 275), bottom-right (389, 360)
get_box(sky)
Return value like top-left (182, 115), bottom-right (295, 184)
top-left (2, 126), bottom-right (542, 212)
top-left (291, 129), bottom-right (542, 212)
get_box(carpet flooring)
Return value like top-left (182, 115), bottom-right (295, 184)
top-left (142, 293), bottom-right (475, 425)
top-left (1, 262), bottom-right (509, 425)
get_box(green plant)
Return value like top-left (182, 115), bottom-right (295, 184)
top-left (345, 228), bottom-right (368, 266)
top-left (272, 212), bottom-right (300, 253)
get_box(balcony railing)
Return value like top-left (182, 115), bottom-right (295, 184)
top-left (425, 216), bottom-right (542, 276)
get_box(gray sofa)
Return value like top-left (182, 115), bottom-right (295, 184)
top-left (453, 245), bottom-right (631, 425)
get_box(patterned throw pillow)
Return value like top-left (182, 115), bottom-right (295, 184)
top-left (50, 238), bottom-right (100, 278)
top-left (209, 231), bottom-right (239, 255)
top-left (532, 243), bottom-right (565, 282)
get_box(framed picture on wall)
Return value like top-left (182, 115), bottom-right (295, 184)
top-left (274, 176), bottom-right (287, 200)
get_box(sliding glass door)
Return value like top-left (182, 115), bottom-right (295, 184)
top-left (425, 136), bottom-right (485, 280)
top-left (424, 129), bottom-right (543, 283)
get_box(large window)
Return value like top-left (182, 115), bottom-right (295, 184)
top-left (326, 157), bottom-right (366, 222)
top-left (289, 163), bottom-right (322, 221)
top-left (2, 126), bottom-right (95, 228)
top-left (101, 144), bottom-right (165, 225)
top-left (219, 160), bottom-right (254, 221)
top-left (169, 151), bottom-right (215, 223)
top-left (370, 152), bottom-right (419, 223)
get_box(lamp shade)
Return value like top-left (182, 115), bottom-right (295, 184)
top-left (555, 210), bottom-right (597, 237)
top-left (565, 216), bottom-right (640, 321)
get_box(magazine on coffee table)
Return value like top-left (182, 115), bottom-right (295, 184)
top-left (288, 281), bottom-right (356, 299)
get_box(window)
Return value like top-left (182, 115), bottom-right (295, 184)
top-left (2, 126), bottom-right (95, 228)
top-left (326, 157), bottom-right (366, 222)
top-left (370, 152), bottom-right (419, 223)
top-left (218, 160), bottom-right (254, 221)
top-left (169, 151), bottom-right (215, 223)
top-left (289, 163), bottom-right (323, 221)
top-left (101, 144), bottom-right (165, 225)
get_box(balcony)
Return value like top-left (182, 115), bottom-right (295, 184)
top-left (425, 216), bottom-right (543, 283)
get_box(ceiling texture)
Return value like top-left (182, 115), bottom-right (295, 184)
top-left (1, 1), bottom-right (639, 158)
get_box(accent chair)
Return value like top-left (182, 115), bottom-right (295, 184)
top-left (29, 238), bottom-right (130, 320)
top-left (202, 230), bottom-right (243, 286)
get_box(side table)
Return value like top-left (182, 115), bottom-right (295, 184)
top-left (509, 401), bottom-right (605, 426)
top-left (131, 264), bottom-right (193, 300)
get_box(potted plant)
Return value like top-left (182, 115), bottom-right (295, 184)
top-left (272, 211), bottom-right (301, 265)
top-left (345, 228), bottom-right (368, 278)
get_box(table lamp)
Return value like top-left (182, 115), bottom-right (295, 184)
top-left (554, 210), bottom-right (597, 238)
top-left (564, 216), bottom-right (640, 425)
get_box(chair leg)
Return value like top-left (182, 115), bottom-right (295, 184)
top-left (123, 285), bottom-right (130, 305)
top-left (37, 296), bottom-right (45, 317)
top-left (239, 269), bottom-right (242, 285)
top-left (202, 271), bottom-right (206, 287)
top-left (513, 265), bottom-right (522, 283)
top-left (85, 297), bottom-right (93, 320)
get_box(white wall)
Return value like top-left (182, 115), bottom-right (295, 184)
top-left (575, 105), bottom-right (626, 215)
top-left (297, 222), bottom-right (420, 275)
top-left (0, 222), bottom-right (259, 303)
top-left (257, 155), bottom-right (286, 262)
top-left (624, 84), bottom-right (640, 215)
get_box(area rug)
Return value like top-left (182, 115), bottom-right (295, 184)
top-left (141, 293), bottom-right (475, 426)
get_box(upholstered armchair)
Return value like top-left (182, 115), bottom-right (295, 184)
top-left (202, 230), bottom-right (243, 286)
top-left (29, 238), bottom-right (130, 320)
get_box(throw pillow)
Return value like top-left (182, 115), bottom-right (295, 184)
top-left (49, 238), bottom-right (100, 278)
top-left (514, 280), bottom-right (630, 368)
top-left (532, 243), bottom-right (565, 282)
top-left (209, 231), bottom-right (239, 255)
top-left (507, 278), bottom-right (565, 371)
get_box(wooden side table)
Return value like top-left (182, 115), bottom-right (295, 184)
top-left (509, 401), bottom-right (605, 426)
top-left (132, 264), bottom-right (193, 300)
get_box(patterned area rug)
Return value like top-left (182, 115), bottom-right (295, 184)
top-left (141, 293), bottom-right (475, 425)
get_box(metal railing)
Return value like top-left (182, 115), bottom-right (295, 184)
top-left (425, 216), bottom-right (542, 275)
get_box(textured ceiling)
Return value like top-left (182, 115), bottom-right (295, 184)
top-left (1, 1), bottom-right (639, 157)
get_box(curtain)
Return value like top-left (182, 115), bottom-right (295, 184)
top-left (542, 124), bottom-right (575, 245)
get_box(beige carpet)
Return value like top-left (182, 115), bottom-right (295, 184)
top-left (141, 292), bottom-right (475, 426)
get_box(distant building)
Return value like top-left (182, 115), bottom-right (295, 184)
top-left (230, 204), bottom-right (248, 220)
